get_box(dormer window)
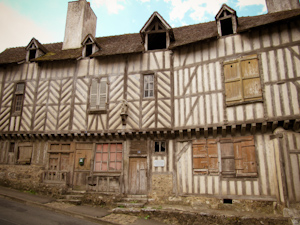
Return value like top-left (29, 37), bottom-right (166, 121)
top-left (82, 35), bottom-right (100, 58)
top-left (140, 12), bottom-right (175, 51)
top-left (25, 38), bottom-right (48, 62)
top-left (215, 4), bottom-right (237, 37)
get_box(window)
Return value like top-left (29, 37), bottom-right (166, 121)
top-left (220, 18), bottom-right (233, 36)
top-left (193, 139), bottom-right (218, 175)
top-left (224, 54), bottom-right (262, 105)
top-left (84, 38), bottom-right (93, 57)
top-left (144, 74), bottom-right (154, 98)
top-left (12, 83), bottom-right (25, 115)
top-left (94, 143), bottom-right (123, 172)
top-left (9, 142), bottom-right (15, 153)
top-left (148, 32), bottom-right (166, 50)
top-left (17, 144), bottom-right (33, 165)
top-left (90, 78), bottom-right (107, 112)
top-left (155, 141), bottom-right (166, 153)
top-left (221, 136), bottom-right (257, 177)
top-left (192, 136), bottom-right (258, 177)
top-left (29, 49), bottom-right (37, 60)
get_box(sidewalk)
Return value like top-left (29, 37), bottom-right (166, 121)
top-left (0, 186), bottom-right (166, 225)
top-left (0, 185), bottom-right (298, 225)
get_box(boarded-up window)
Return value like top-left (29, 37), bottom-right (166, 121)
top-left (221, 136), bottom-right (257, 177)
top-left (17, 145), bottom-right (33, 164)
top-left (94, 143), bottom-right (122, 172)
top-left (193, 139), bottom-right (218, 175)
top-left (224, 55), bottom-right (262, 105)
top-left (90, 78), bottom-right (107, 111)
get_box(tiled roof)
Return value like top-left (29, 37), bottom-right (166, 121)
top-left (0, 9), bottom-right (300, 65)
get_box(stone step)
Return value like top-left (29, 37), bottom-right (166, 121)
top-left (122, 197), bottom-right (148, 202)
top-left (57, 199), bottom-right (82, 205)
top-left (65, 194), bottom-right (84, 200)
top-left (116, 202), bottom-right (146, 208)
top-left (126, 195), bottom-right (147, 198)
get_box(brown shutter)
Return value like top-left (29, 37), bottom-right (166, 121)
top-left (241, 56), bottom-right (262, 101)
top-left (234, 136), bottom-right (258, 177)
top-left (90, 79), bottom-right (98, 109)
top-left (99, 79), bottom-right (107, 110)
top-left (207, 139), bottom-right (218, 173)
top-left (221, 139), bottom-right (235, 177)
top-left (224, 62), bottom-right (242, 104)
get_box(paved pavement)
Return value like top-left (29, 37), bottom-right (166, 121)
top-left (0, 185), bottom-right (299, 225)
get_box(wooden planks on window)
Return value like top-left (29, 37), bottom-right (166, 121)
top-left (90, 78), bottom-right (107, 111)
top-left (193, 139), bottom-right (218, 175)
top-left (224, 54), bottom-right (262, 105)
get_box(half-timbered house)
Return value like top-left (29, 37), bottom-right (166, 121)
top-left (0, 0), bottom-right (300, 210)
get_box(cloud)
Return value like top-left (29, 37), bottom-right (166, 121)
top-left (91, 0), bottom-right (126, 14)
top-left (236, 0), bottom-right (267, 12)
top-left (0, 3), bottom-right (57, 53)
top-left (164, 0), bottom-right (228, 23)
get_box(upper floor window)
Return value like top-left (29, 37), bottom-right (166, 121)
top-left (12, 83), bottom-right (25, 115)
top-left (144, 74), bottom-right (154, 98)
top-left (82, 35), bottom-right (100, 58)
top-left (224, 54), bottom-right (262, 106)
top-left (89, 78), bottom-right (107, 113)
top-left (140, 12), bottom-right (174, 51)
top-left (215, 4), bottom-right (237, 37)
top-left (25, 38), bottom-right (48, 62)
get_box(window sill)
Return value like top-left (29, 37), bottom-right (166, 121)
top-left (226, 99), bottom-right (263, 107)
top-left (88, 109), bottom-right (107, 114)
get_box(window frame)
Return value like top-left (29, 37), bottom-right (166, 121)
top-left (94, 143), bottom-right (123, 172)
top-left (224, 54), bottom-right (263, 106)
top-left (145, 19), bottom-right (168, 51)
top-left (154, 141), bottom-right (167, 155)
top-left (143, 74), bottom-right (155, 98)
top-left (89, 78), bottom-right (108, 114)
top-left (12, 82), bottom-right (25, 116)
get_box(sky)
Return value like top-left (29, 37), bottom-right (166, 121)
top-left (0, 0), bottom-right (270, 53)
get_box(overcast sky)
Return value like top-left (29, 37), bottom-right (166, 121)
top-left (0, 0), bottom-right (269, 53)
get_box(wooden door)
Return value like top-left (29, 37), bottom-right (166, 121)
top-left (129, 158), bottom-right (147, 194)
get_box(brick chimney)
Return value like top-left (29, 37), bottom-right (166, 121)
top-left (265, 0), bottom-right (300, 13)
top-left (62, 0), bottom-right (97, 50)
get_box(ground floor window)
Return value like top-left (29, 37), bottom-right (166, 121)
top-left (192, 136), bottom-right (257, 177)
top-left (94, 143), bottom-right (122, 172)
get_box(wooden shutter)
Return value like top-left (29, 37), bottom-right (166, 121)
top-left (193, 140), bottom-right (208, 174)
top-left (234, 136), bottom-right (257, 177)
top-left (207, 139), bottom-right (218, 174)
top-left (90, 79), bottom-right (98, 110)
top-left (224, 61), bottom-right (242, 104)
top-left (241, 55), bottom-right (262, 101)
top-left (221, 139), bottom-right (235, 177)
top-left (99, 79), bottom-right (107, 110)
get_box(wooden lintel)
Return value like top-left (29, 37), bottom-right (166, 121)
top-left (149, 131), bottom-right (154, 139)
top-left (231, 125), bottom-right (236, 136)
top-left (262, 122), bottom-right (267, 133)
top-left (195, 128), bottom-right (200, 139)
top-left (283, 120), bottom-right (289, 129)
top-left (163, 131), bottom-right (168, 139)
top-left (222, 126), bottom-right (226, 137)
top-left (241, 124), bottom-right (246, 135)
top-left (171, 130), bottom-right (175, 139)
top-left (157, 131), bottom-right (161, 139)
top-left (213, 127), bottom-right (217, 138)
top-left (204, 128), bottom-right (208, 138)
top-left (107, 133), bottom-right (113, 141)
top-left (251, 123), bottom-right (256, 134)
top-left (293, 119), bottom-right (300, 131)
top-left (80, 133), bottom-right (87, 141)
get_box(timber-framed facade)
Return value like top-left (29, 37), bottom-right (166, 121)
top-left (0, 0), bottom-right (300, 209)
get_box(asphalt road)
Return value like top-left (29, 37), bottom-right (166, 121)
top-left (0, 196), bottom-right (105, 225)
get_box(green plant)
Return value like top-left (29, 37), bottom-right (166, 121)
top-left (144, 215), bottom-right (150, 220)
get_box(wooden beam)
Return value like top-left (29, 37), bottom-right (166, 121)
top-left (231, 125), bottom-right (236, 136)
top-left (213, 127), bottom-right (217, 138)
top-left (241, 124), bottom-right (246, 135)
top-left (283, 120), bottom-right (289, 129)
top-left (222, 126), bottom-right (226, 137)
top-left (272, 121), bottom-right (278, 131)
top-left (204, 128), bottom-right (208, 138)
top-left (262, 122), bottom-right (267, 133)
top-left (251, 123), bottom-right (256, 134)
top-left (179, 130), bottom-right (183, 139)
top-left (187, 129), bottom-right (192, 139)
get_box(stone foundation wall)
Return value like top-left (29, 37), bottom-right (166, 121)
top-left (149, 173), bottom-right (173, 202)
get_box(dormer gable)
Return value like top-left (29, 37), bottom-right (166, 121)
top-left (140, 12), bottom-right (174, 51)
top-left (215, 4), bottom-right (237, 37)
top-left (81, 34), bottom-right (100, 58)
top-left (25, 38), bottom-right (48, 62)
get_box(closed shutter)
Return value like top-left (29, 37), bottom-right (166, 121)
top-left (99, 79), bottom-right (107, 110)
top-left (90, 79), bottom-right (98, 110)
top-left (241, 56), bottom-right (262, 101)
top-left (207, 139), bottom-right (218, 174)
top-left (221, 139), bottom-right (235, 177)
top-left (193, 141), bottom-right (208, 174)
top-left (224, 62), bottom-right (242, 104)
top-left (234, 136), bottom-right (257, 177)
